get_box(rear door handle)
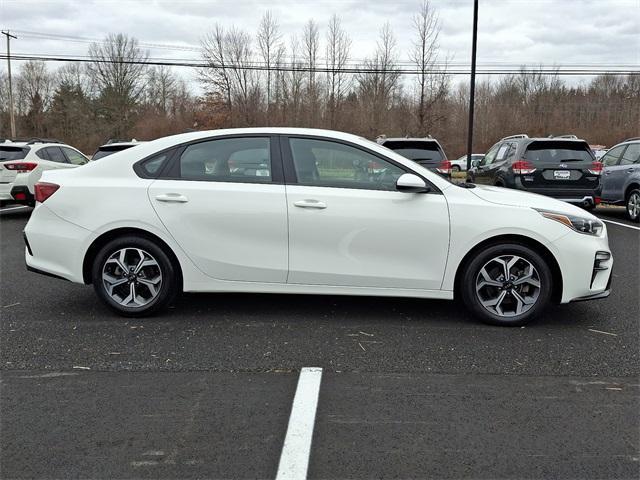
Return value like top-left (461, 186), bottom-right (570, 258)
top-left (294, 199), bottom-right (327, 209)
top-left (155, 193), bottom-right (189, 203)
top-left (604, 170), bottom-right (612, 175)
top-left (628, 168), bottom-right (635, 173)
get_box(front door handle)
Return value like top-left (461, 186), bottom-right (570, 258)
top-left (155, 193), bottom-right (189, 203)
top-left (294, 199), bottom-right (327, 209)
top-left (604, 170), bottom-right (612, 175)
top-left (628, 168), bottom-right (635, 173)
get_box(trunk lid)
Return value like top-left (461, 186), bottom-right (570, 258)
top-left (0, 146), bottom-right (29, 183)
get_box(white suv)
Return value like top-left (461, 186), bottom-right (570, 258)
top-left (0, 139), bottom-right (89, 206)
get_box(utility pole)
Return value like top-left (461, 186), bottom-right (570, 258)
top-left (466, 0), bottom-right (478, 171)
top-left (2, 30), bottom-right (17, 138)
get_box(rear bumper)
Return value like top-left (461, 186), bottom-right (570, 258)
top-left (10, 185), bottom-right (35, 205)
top-left (513, 180), bottom-right (601, 204)
top-left (24, 204), bottom-right (91, 283)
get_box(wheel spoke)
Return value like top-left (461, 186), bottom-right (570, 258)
top-left (477, 267), bottom-right (503, 289)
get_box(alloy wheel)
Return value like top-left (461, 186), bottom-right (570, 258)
top-left (102, 248), bottom-right (163, 307)
top-left (475, 255), bottom-right (541, 317)
top-left (627, 191), bottom-right (640, 220)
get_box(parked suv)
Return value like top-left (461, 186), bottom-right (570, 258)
top-left (377, 136), bottom-right (451, 178)
top-left (599, 137), bottom-right (640, 222)
top-left (467, 134), bottom-right (602, 209)
top-left (0, 139), bottom-right (88, 206)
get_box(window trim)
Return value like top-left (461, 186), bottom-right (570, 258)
top-left (134, 134), bottom-right (284, 184)
top-left (280, 134), bottom-right (442, 194)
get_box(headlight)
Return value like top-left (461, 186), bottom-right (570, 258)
top-left (535, 209), bottom-right (603, 236)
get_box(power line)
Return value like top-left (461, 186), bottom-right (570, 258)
top-left (1, 53), bottom-right (638, 76)
top-left (12, 30), bottom-right (640, 70)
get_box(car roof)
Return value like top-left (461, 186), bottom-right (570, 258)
top-left (381, 137), bottom-right (440, 143)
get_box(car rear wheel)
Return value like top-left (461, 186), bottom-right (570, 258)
top-left (626, 188), bottom-right (640, 222)
top-left (91, 236), bottom-right (178, 317)
top-left (452, 165), bottom-right (461, 173)
top-left (460, 243), bottom-right (553, 326)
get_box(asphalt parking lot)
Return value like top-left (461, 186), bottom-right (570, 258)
top-left (1, 205), bottom-right (639, 479)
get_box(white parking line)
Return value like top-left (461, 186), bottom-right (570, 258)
top-left (276, 367), bottom-right (323, 480)
top-left (0, 205), bottom-right (29, 212)
top-left (600, 219), bottom-right (640, 231)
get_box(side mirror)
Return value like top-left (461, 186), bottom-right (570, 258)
top-left (396, 173), bottom-right (431, 193)
top-left (471, 160), bottom-right (480, 168)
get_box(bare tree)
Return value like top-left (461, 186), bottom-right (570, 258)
top-left (410, 0), bottom-right (446, 135)
top-left (87, 33), bottom-right (149, 137)
top-left (257, 11), bottom-right (283, 122)
top-left (325, 14), bottom-right (351, 128)
top-left (201, 24), bottom-right (233, 120)
top-left (146, 66), bottom-right (177, 115)
top-left (17, 60), bottom-right (55, 136)
top-left (357, 22), bottom-right (400, 136)
top-left (302, 19), bottom-right (321, 125)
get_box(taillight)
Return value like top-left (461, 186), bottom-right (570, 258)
top-left (588, 161), bottom-right (603, 175)
top-left (4, 162), bottom-right (38, 173)
top-left (436, 160), bottom-right (452, 175)
top-left (34, 182), bottom-right (60, 203)
top-left (512, 160), bottom-right (537, 175)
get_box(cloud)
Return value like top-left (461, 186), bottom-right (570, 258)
top-left (1, 0), bottom-right (637, 86)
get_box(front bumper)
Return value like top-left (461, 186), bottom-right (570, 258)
top-left (551, 228), bottom-right (613, 303)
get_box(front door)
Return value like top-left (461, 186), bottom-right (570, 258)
top-left (600, 144), bottom-right (627, 201)
top-left (283, 136), bottom-right (450, 290)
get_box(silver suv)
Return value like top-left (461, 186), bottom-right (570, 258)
top-left (600, 137), bottom-right (640, 222)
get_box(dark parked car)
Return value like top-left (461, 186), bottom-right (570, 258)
top-left (377, 136), bottom-right (451, 178)
top-left (467, 134), bottom-right (603, 209)
top-left (91, 140), bottom-right (143, 160)
top-left (600, 138), bottom-right (640, 222)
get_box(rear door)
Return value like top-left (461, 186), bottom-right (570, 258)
top-left (599, 144), bottom-right (626, 201)
top-left (522, 140), bottom-right (598, 192)
top-left (148, 135), bottom-right (289, 283)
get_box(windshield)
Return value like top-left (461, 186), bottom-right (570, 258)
top-left (524, 141), bottom-right (594, 163)
top-left (0, 146), bottom-right (29, 161)
top-left (383, 141), bottom-right (444, 162)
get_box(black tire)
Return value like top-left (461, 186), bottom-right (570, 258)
top-left (626, 188), bottom-right (640, 222)
top-left (460, 243), bottom-right (553, 326)
top-left (91, 235), bottom-right (179, 317)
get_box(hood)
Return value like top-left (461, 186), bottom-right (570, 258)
top-left (469, 184), bottom-right (597, 218)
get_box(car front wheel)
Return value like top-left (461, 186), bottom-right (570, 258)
top-left (91, 236), bottom-right (178, 317)
top-left (460, 243), bottom-right (553, 326)
top-left (626, 188), bottom-right (640, 222)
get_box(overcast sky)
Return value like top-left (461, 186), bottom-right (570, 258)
top-left (1, 0), bottom-right (638, 89)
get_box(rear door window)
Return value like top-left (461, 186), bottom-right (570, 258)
top-left (601, 145), bottom-right (626, 167)
top-left (0, 146), bottom-right (29, 161)
top-left (61, 147), bottom-right (88, 165)
top-left (46, 147), bottom-right (68, 163)
top-left (620, 144), bottom-right (640, 165)
top-left (178, 137), bottom-right (272, 183)
top-left (524, 141), bottom-right (594, 164)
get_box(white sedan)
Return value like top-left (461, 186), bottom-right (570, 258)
top-left (24, 128), bottom-right (613, 326)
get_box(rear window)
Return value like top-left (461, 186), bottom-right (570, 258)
top-left (524, 141), bottom-right (594, 163)
top-left (383, 141), bottom-right (444, 162)
top-left (92, 145), bottom-right (135, 160)
top-left (0, 146), bottom-right (29, 161)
